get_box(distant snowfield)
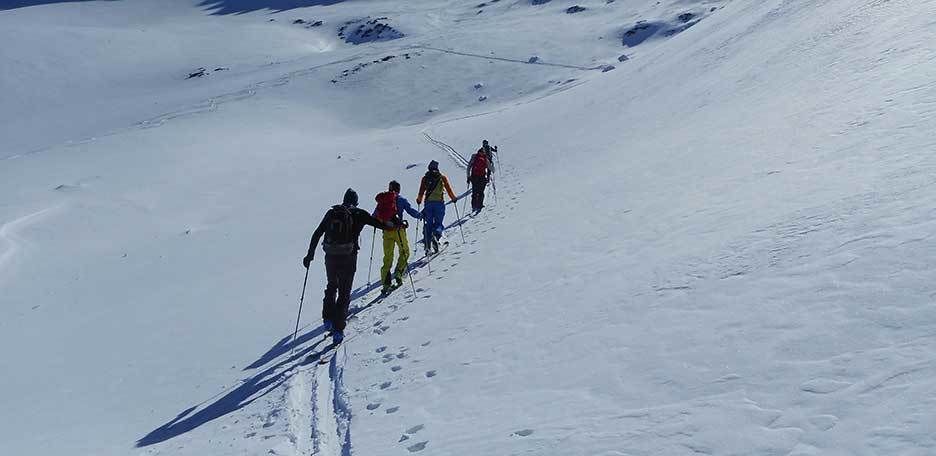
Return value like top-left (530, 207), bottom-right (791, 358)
top-left (3, 0), bottom-right (936, 455)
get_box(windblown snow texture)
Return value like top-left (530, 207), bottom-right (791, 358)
top-left (2, 0), bottom-right (936, 455)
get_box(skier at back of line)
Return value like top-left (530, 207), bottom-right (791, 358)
top-left (303, 189), bottom-right (393, 343)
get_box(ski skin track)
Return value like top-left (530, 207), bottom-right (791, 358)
top-left (287, 342), bottom-right (350, 456)
top-left (281, 132), bottom-right (497, 455)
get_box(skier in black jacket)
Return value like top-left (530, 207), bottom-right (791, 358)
top-left (303, 188), bottom-right (390, 342)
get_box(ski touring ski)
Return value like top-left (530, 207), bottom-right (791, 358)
top-left (306, 340), bottom-right (341, 364)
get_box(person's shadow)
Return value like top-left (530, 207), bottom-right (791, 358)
top-left (135, 324), bottom-right (328, 447)
top-left (198, 0), bottom-right (346, 15)
top-left (138, 190), bottom-right (474, 447)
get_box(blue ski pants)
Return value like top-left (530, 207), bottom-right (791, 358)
top-left (422, 201), bottom-right (446, 243)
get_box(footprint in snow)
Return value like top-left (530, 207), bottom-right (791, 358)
top-left (386, 406), bottom-right (400, 414)
top-left (425, 370), bottom-right (437, 378)
top-left (380, 381), bottom-right (392, 389)
top-left (366, 402), bottom-right (381, 411)
top-left (376, 346), bottom-right (388, 353)
top-left (513, 429), bottom-right (534, 437)
top-left (801, 378), bottom-right (851, 394)
top-left (809, 414), bottom-right (839, 431)
top-left (391, 365), bottom-right (402, 372)
top-left (421, 340), bottom-right (431, 347)
top-left (406, 424), bottom-right (425, 434)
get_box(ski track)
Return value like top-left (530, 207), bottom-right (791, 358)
top-left (422, 132), bottom-right (469, 168)
top-left (5, 38), bottom-right (606, 163)
top-left (3, 52), bottom-right (375, 162)
top-left (413, 45), bottom-right (609, 71)
top-left (277, 139), bottom-right (518, 454)
top-left (0, 205), bottom-right (62, 277)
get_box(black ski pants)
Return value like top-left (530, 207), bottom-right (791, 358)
top-left (322, 252), bottom-right (358, 331)
top-left (470, 175), bottom-right (488, 211)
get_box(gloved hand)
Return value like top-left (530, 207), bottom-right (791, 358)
top-left (303, 254), bottom-right (313, 269)
top-left (466, 178), bottom-right (470, 184)
top-left (401, 220), bottom-right (410, 229)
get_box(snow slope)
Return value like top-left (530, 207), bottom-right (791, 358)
top-left (2, 0), bottom-right (936, 455)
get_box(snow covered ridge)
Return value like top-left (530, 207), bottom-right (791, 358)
top-left (6, 0), bottom-right (936, 455)
top-left (0, 0), bottom-right (727, 156)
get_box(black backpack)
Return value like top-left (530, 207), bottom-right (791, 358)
top-left (322, 205), bottom-right (355, 255)
top-left (423, 171), bottom-right (441, 196)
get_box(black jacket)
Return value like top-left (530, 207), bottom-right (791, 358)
top-left (307, 206), bottom-right (385, 257)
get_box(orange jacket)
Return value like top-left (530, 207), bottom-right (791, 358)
top-left (416, 173), bottom-right (457, 204)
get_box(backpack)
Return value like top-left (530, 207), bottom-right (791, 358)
top-left (374, 191), bottom-right (400, 224)
top-left (422, 171), bottom-right (442, 198)
top-left (471, 153), bottom-right (488, 178)
top-left (322, 205), bottom-right (355, 255)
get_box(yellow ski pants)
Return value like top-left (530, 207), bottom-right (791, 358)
top-left (380, 228), bottom-right (410, 285)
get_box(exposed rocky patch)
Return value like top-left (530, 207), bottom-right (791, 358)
top-left (621, 8), bottom-right (719, 48)
top-left (338, 17), bottom-right (404, 44)
top-left (186, 66), bottom-right (229, 79)
top-left (292, 18), bottom-right (323, 28)
top-left (186, 67), bottom-right (208, 79)
top-left (331, 52), bottom-right (420, 83)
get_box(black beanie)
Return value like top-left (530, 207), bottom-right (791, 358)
top-left (343, 188), bottom-right (359, 207)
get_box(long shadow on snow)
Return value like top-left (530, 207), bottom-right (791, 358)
top-left (138, 194), bottom-right (474, 447)
top-left (198, 0), bottom-right (346, 15)
top-left (136, 332), bottom-right (329, 447)
top-left (0, 0), bottom-right (117, 11)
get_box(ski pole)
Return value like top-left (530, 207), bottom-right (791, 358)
top-left (366, 226), bottom-right (376, 285)
top-left (396, 227), bottom-right (417, 298)
top-left (452, 197), bottom-right (467, 243)
top-left (415, 203), bottom-right (422, 254)
top-left (492, 174), bottom-right (497, 205)
top-left (492, 146), bottom-right (499, 205)
top-left (462, 183), bottom-right (471, 215)
top-left (291, 267), bottom-right (310, 354)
